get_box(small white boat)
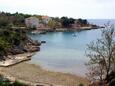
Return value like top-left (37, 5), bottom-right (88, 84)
top-left (72, 34), bottom-right (77, 37)
top-left (31, 31), bottom-right (37, 34)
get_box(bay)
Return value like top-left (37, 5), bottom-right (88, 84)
top-left (29, 19), bottom-right (115, 76)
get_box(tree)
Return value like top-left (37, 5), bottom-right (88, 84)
top-left (77, 18), bottom-right (88, 26)
top-left (0, 74), bottom-right (28, 86)
top-left (54, 17), bottom-right (60, 22)
top-left (0, 37), bottom-right (11, 58)
top-left (0, 16), bottom-right (10, 28)
top-left (61, 17), bottom-right (69, 27)
top-left (86, 24), bottom-right (115, 83)
top-left (48, 20), bottom-right (56, 29)
top-left (61, 17), bottom-right (75, 28)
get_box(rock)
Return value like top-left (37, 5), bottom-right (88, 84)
top-left (41, 41), bottom-right (46, 43)
top-left (29, 46), bottom-right (40, 52)
top-left (32, 41), bottom-right (41, 46)
top-left (10, 48), bottom-right (25, 55)
top-left (39, 31), bottom-right (47, 34)
top-left (28, 38), bottom-right (41, 46)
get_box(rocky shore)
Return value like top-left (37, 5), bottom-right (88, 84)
top-left (0, 53), bottom-right (34, 67)
top-left (0, 28), bottom-right (90, 86)
top-left (0, 36), bottom-right (90, 86)
top-left (31, 26), bottom-right (105, 34)
top-left (0, 36), bottom-right (41, 67)
top-left (9, 38), bottom-right (41, 55)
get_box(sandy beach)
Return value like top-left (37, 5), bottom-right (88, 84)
top-left (0, 62), bottom-right (89, 86)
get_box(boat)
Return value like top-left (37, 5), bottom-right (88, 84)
top-left (31, 31), bottom-right (37, 34)
top-left (72, 34), bottom-right (77, 37)
top-left (31, 30), bottom-right (46, 34)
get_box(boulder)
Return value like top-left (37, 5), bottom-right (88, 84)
top-left (29, 46), bottom-right (40, 52)
top-left (41, 41), bottom-right (46, 43)
top-left (10, 48), bottom-right (25, 55)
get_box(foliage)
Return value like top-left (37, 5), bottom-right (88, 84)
top-left (48, 20), bottom-right (57, 29)
top-left (60, 17), bottom-right (89, 28)
top-left (0, 25), bottom-right (28, 60)
top-left (109, 78), bottom-right (115, 86)
top-left (76, 18), bottom-right (88, 26)
top-left (61, 17), bottom-right (75, 28)
top-left (0, 75), bottom-right (28, 86)
top-left (0, 11), bottom-right (90, 29)
top-left (0, 12), bottom-right (32, 27)
top-left (53, 17), bottom-right (60, 22)
top-left (0, 11), bottom-right (41, 60)
top-left (12, 81), bottom-right (28, 86)
top-left (0, 37), bottom-right (11, 57)
top-left (0, 16), bottom-right (10, 28)
top-left (78, 83), bottom-right (84, 86)
top-left (108, 71), bottom-right (115, 81)
top-left (86, 24), bottom-right (115, 83)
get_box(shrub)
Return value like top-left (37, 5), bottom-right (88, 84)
top-left (109, 78), bottom-right (115, 86)
top-left (78, 83), bottom-right (84, 86)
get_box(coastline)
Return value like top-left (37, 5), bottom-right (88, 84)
top-left (0, 53), bottom-right (35, 67)
top-left (0, 11), bottom-right (114, 86)
top-left (0, 61), bottom-right (89, 86)
top-left (0, 26), bottom-right (96, 86)
top-left (31, 26), bottom-right (104, 34)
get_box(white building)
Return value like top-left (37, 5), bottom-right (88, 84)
top-left (25, 17), bottom-right (39, 29)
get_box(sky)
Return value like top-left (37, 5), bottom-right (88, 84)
top-left (0, 0), bottom-right (115, 19)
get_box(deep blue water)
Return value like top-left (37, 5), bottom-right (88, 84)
top-left (29, 19), bottom-right (115, 76)
top-left (88, 19), bottom-right (115, 26)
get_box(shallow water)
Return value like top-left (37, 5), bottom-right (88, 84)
top-left (28, 29), bottom-right (102, 76)
top-left (29, 19), bottom-right (115, 76)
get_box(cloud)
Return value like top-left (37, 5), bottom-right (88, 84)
top-left (0, 0), bottom-right (115, 19)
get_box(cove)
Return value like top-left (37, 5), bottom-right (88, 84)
top-left (28, 29), bottom-right (102, 76)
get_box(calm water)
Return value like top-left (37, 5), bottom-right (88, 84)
top-left (29, 19), bottom-right (115, 76)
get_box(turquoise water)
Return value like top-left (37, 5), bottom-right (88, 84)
top-left (29, 19), bottom-right (115, 76)
top-left (29, 29), bottom-right (102, 76)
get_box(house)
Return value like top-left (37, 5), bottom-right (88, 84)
top-left (42, 16), bottom-right (52, 24)
top-left (25, 17), bottom-right (39, 29)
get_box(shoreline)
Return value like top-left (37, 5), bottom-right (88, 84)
top-left (0, 61), bottom-right (89, 86)
top-left (0, 28), bottom-right (91, 85)
top-left (0, 52), bottom-right (35, 67)
top-left (31, 26), bottom-right (104, 34)
top-left (0, 53), bottom-right (89, 86)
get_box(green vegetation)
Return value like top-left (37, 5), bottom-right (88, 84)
top-left (0, 75), bottom-right (28, 86)
top-left (0, 11), bottom-right (90, 30)
top-left (60, 17), bottom-right (75, 28)
top-left (76, 18), bottom-right (89, 26)
top-left (107, 71), bottom-right (115, 86)
top-left (48, 20), bottom-right (57, 29)
top-left (0, 12), bottom-right (31, 27)
top-left (47, 16), bottom-right (89, 29)
top-left (78, 83), bottom-right (84, 86)
top-left (0, 11), bottom-right (41, 86)
top-left (0, 12), bottom-right (40, 60)
top-left (0, 27), bottom-right (28, 59)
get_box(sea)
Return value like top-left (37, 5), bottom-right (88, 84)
top-left (28, 19), bottom-right (115, 76)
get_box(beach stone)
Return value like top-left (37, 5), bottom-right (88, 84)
top-left (41, 41), bottom-right (46, 43)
